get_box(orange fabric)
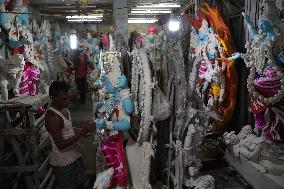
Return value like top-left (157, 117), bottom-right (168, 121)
top-left (216, 58), bottom-right (237, 127)
top-left (13, 48), bottom-right (19, 55)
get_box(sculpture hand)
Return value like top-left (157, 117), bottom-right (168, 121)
top-left (94, 79), bottom-right (101, 89)
top-left (229, 52), bottom-right (243, 60)
top-left (101, 75), bottom-right (116, 94)
top-left (96, 101), bottom-right (104, 109)
top-left (122, 97), bottom-right (134, 114)
top-left (95, 119), bottom-right (107, 129)
top-left (242, 12), bottom-right (251, 24)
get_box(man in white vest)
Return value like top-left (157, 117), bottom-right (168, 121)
top-left (45, 81), bottom-right (94, 189)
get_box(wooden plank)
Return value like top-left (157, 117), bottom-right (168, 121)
top-left (0, 103), bottom-right (32, 111)
top-left (39, 167), bottom-right (52, 189)
top-left (5, 111), bottom-right (34, 188)
top-left (0, 165), bottom-right (38, 173)
top-left (0, 93), bottom-right (49, 110)
top-left (38, 155), bottom-right (50, 172)
top-left (0, 128), bottom-right (38, 136)
top-left (36, 137), bottom-right (51, 151)
top-left (226, 150), bottom-right (284, 189)
top-left (34, 113), bottom-right (45, 128)
top-left (47, 175), bottom-right (55, 189)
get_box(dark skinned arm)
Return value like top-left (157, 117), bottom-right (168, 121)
top-left (45, 111), bottom-right (89, 151)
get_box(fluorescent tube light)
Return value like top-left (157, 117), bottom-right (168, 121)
top-left (66, 15), bottom-right (103, 19)
top-left (131, 10), bottom-right (171, 14)
top-left (128, 19), bottom-right (158, 23)
top-left (131, 8), bottom-right (171, 11)
top-left (137, 3), bottom-right (180, 8)
top-left (67, 19), bottom-right (102, 22)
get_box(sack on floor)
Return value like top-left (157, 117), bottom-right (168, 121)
top-left (152, 86), bottom-right (171, 122)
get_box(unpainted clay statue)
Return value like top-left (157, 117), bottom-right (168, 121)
top-left (93, 167), bottom-right (114, 189)
top-left (0, 54), bottom-right (25, 101)
top-left (224, 125), bottom-right (284, 176)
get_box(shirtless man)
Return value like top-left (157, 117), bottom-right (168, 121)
top-left (45, 81), bottom-right (94, 189)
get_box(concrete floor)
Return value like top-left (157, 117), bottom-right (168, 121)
top-left (69, 94), bottom-right (97, 176)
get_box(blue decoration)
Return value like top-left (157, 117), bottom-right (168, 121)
top-left (9, 39), bottom-right (19, 48)
top-left (53, 32), bottom-right (61, 42)
top-left (0, 12), bottom-right (8, 26)
top-left (93, 44), bottom-right (100, 54)
top-left (40, 38), bottom-right (47, 49)
top-left (17, 8), bottom-right (29, 26)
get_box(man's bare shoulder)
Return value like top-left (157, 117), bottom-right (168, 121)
top-left (45, 110), bottom-right (63, 130)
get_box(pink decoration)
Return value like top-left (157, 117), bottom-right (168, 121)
top-left (148, 25), bottom-right (157, 34)
top-left (19, 62), bottom-right (40, 96)
top-left (23, 0), bottom-right (30, 6)
top-left (254, 110), bottom-right (280, 141)
top-left (101, 133), bottom-right (128, 188)
top-left (251, 67), bottom-right (282, 141)
top-left (101, 33), bottom-right (110, 49)
top-left (254, 67), bottom-right (281, 97)
top-left (134, 33), bottom-right (144, 49)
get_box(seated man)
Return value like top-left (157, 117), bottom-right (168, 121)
top-left (45, 81), bottom-right (94, 189)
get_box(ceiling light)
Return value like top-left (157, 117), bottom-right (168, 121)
top-left (70, 34), bottom-right (77, 49)
top-left (131, 10), bottom-right (171, 14)
top-left (137, 3), bottom-right (180, 8)
top-left (66, 15), bottom-right (103, 19)
top-left (168, 14), bottom-right (180, 32)
top-left (67, 19), bottom-right (102, 22)
top-left (128, 19), bottom-right (158, 23)
top-left (168, 20), bottom-right (180, 31)
top-left (131, 8), bottom-right (171, 11)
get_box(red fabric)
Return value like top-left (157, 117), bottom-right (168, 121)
top-left (101, 133), bottom-right (128, 188)
top-left (75, 56), bottom-right (87, 79)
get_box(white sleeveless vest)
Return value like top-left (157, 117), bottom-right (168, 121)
top-left (48, 107), bottom-right (81, 166)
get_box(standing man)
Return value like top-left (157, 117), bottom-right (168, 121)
top-left (74, 49), bottom-right (88, 104)
top-left (45, 81), bottom-right (94, 189)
